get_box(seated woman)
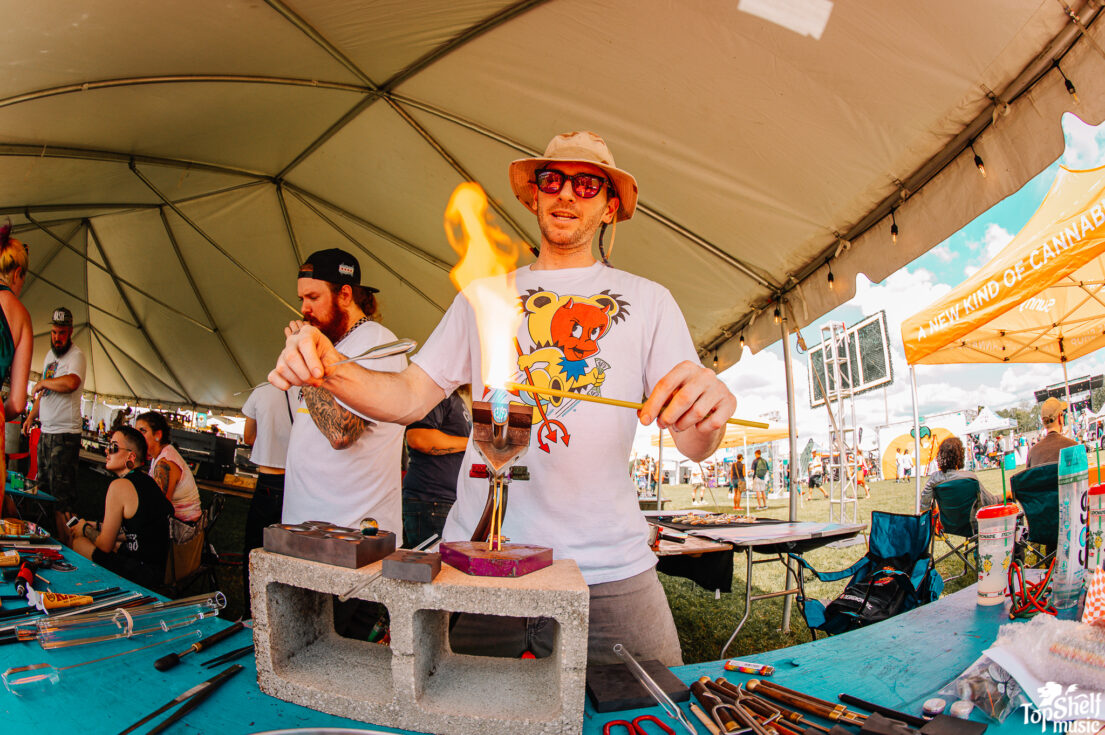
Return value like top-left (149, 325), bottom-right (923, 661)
top-left (135, 411), bottom-right (202, 522)
top-left (65, 427), bottom-right (173, 589)
top-left (921, 436), bottom-right (1000, 516)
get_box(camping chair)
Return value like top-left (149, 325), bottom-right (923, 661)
top-left (163, 494), bottom-right (225, 597)
top-left (931, 477), bottom-right (983, 581)
top-left (1010, 463), bottom-right (1058, 568)
top-left (789, 510), bottom-right (942, 639)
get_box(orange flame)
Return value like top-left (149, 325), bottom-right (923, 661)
top-left (444, 183), bottom-right (523, 390)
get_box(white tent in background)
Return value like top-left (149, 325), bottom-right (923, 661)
top-left (966, 407), bottom-right (1017, 435)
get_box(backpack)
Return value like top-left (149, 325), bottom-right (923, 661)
top-left (822, 555), bottom-right (914, 629)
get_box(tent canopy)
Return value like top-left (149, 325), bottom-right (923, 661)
top-left (4, 2), bottom-right (1105, 409)
top-left (652, 422), bottom-right (790, 450)
top-left (902, 164), bottom-right (1105, 365)
top-left (966, 407), bottom-right (1016, 434)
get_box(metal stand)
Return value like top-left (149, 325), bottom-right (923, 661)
top-left (818, 322), bottom-right (862, 545)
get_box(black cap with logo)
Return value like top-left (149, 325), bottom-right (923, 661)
top-left (297, 248), bottom-right (378, 292)
top-left (50, 306), bottom-right (73, 326)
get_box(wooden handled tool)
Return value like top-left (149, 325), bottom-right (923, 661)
top-left (747, 680), bottom-right (864, 725)
top-left (692, 681), bottom-right (740, 732)
top-left (715, 678), bottom-right (831, 733)
top-left (154, 622), bottom-right (245, 672)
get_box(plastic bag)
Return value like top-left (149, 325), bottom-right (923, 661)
top-left (937, 655), bottom-right (1027, 723)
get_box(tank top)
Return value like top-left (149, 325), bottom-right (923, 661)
top-left (115, 470), bottom-right (173, 573)
top-left (0, 285), bottom-right (17, 384)
top-left (150, 444), bottom-right (202, 522)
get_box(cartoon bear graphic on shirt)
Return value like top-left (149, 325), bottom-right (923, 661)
top-left (513, 288), bottom-right (630, 449)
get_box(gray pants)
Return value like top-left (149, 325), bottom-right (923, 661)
top-left (449, 567), bottom-right (683, 667)
top-left (38, 431), bottom-right (81, 512)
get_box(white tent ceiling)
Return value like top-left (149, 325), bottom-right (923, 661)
top-left (2, 1), bottom-right (1104, 410)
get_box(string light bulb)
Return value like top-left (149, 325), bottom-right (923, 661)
top-left (739, 332), bottom-right (745, 348)
top-left (971, 143), bottom-right (987, 178)
top-left (890, 210), bottom-right (899, 244)
top-left (773, 305), bottom-right (781, 324)
top-left (713, 352), bottom-right (719, 369)
top-left (1055, 61), bottom-right (1079, 104)
top-left (826, 260), bottom-right (835, 290)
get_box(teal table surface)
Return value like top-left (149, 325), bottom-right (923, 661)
top-left (6, 482), bottom-right (59, 502)
top-left (581, 585), bottom-right (1036, 735)
top-left (0, 543), bottom-right (1039, 735)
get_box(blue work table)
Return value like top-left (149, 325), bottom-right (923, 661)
top-left (0, 543), bottom-right (1036, 735)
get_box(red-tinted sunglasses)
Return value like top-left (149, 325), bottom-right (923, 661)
top-left (534, 168), bottom-right (611, 199)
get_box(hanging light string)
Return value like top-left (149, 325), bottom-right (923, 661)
top-left (826, 258), bottom-right (835, 290)
top-left (890, 209), bottom-right (899, 244)
top-left (970, 141), bottom-right (987, 178)
top-left (1053, 60), bottom-right (1080, 103)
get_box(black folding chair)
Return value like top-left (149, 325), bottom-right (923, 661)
top-left (163, 494), bottom-right (225, 597)
top-left (931, 478), bottom-right (981, 580)
top-left (1010, 463), bottom-right (1058, 568)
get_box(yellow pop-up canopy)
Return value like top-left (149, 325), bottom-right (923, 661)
top-left (902, 165), bottom-right (1105, 366)
top-left (652, 422), bottom-right (790, 449)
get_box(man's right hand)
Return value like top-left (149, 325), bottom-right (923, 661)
top-left (269, 323), bottom-right (342, 390)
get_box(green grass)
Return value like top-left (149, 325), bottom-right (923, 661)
top-left (659, 470), bottom-right (1007, 664)
top-left (158, 469), bottom-right (1007, 663)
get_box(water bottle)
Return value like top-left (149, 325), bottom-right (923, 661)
top-left (1054, 445), bottom-right (1090, 609)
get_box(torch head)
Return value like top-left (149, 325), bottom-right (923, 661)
top-left (470, 394), bottom-right (534, 477)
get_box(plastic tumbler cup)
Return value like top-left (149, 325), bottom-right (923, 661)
top-left (976, 503), bottom-right (1019, 606)
top-left (1088, 484), bottom-right (1105, 571)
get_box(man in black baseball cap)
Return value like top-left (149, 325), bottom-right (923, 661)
top-left (281, 248), bottom-right (406, 588)
top-left (24, 304), bottom-right (86, 537)
top-left (296, 248), bottom-right (379, 343)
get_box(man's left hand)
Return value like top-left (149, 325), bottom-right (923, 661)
top-left (639, 360), bottom-right (735, 434)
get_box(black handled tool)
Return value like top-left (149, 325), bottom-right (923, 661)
top-left (154, 621), bottom-right (244, 672)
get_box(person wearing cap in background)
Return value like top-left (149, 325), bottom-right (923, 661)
top-left (1026, 397), bottom-right (1077, 468)
top-left (23, 306), bottom-right (86, 536)
top-left (270, 131), bottom-right (735, 666)
top-left (282, 248), bottom-right (406, 535)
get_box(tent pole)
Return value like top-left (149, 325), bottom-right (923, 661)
top-left (911, 366), bottom-right (922, 514)
top-left (780, 305), bottom-right (798, 634)
top-left (744, 436), bottom-right (749, 516)
top-left (657, 426), bottom-right (663, 512)
top-left (1062, 360), bottom-right (1072, 406)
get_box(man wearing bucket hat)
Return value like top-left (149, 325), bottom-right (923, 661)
top-left (23, 306), bottom-right (86, 536)
top-left (1026, 397), bottom-right (1077, 468)
top-left (271, 132), bottom-right (735, 666)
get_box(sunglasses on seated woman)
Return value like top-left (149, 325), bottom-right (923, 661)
top-left (106, 442), bottom-right (126, 456)
top-left (534, 168), bottom-right (612, 199)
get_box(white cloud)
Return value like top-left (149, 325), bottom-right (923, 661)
top-left (1060, 113), bottom-right (1105, 169)
top-left (929, 243), bottom-right (954, 263)
top-left (964, 264), bottom-right (980, 278)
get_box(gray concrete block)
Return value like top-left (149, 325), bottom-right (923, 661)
top-left (249, 548), bottom-right (589, 734)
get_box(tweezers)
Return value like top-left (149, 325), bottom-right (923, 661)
top-left (116, 664), bottom-right (243, 735)
top-left (200, 643), bottom-right (253, 668)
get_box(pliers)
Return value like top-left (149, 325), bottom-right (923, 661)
top-left (603, 714), bottom-right (677, 734)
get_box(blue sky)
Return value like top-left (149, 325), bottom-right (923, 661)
top-left (636, 113), bottom-right (1105, 456)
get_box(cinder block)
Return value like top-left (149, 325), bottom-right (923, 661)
top-left (249, 548), bottom-right (589, 734)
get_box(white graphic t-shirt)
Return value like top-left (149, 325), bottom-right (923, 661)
top-left (412, 263), bottom-right (699, 585)
top-left (40, 345), bottom-right (86, 434)
top-left (284, 320), bottom-right (406, 532)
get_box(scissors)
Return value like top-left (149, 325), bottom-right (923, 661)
top-left (604, 714), bottom-right (677, 734)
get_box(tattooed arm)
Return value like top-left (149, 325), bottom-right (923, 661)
top-left (153, 459), bottom-right (181, 502)
top-left (303, 386), bottom-right (371, 450)
top-left (406, 428), bottom-right (468, 455)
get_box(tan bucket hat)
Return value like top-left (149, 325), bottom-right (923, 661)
top-left (508, 131), bottom-right (638, 222)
